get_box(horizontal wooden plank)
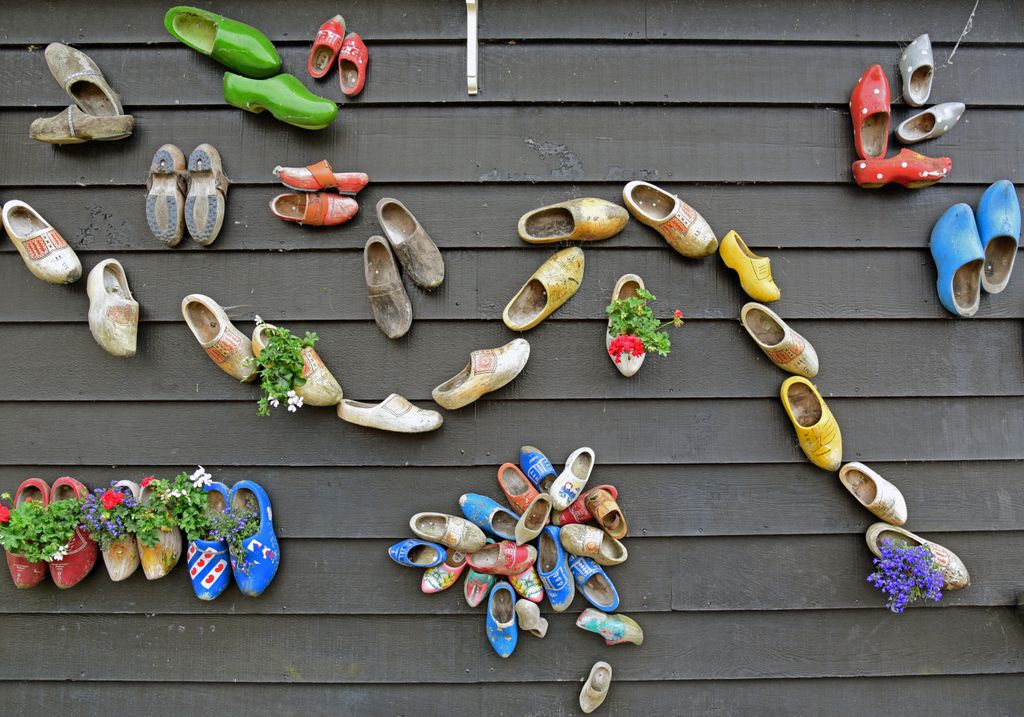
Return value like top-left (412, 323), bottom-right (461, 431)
top-left (0, 397), bottom-right (1020, 466)
top-left (3, 106), bottom-right (1019, 186)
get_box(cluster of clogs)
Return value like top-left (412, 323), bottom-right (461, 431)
top-left (270, 159), bottom-right (368, 227)
top-left (307, 15), bottom-right (369, 97)
top-left (164, 6), bottom-right (338, 130)
top-left (930, 180), bottom-right (1020, 317)
top-left (146, 143), bottom-right (230, 246)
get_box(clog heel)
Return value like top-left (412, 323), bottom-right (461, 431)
top-left (228, 480), bottom-right (280, 597)
top-left (930, 204), bottom-right (984, 317)
top-left (976, 180), bottom-right (1020, 294)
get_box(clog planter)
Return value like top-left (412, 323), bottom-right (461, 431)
top-left (2, 478), bottom-right (52, 589)
top-left (576, 608), bottom-right (644, 646)
top-left (252, 322), bottom-right (343, 407)
top-left (136, 481), bottom-right (183, 581)
top-left (228, 481), bottom-right (280, 597)
top-left (47, 477), bottom-right (98, 589)
top-left (865, 523), bottom-right (969, 590)
top-left (186, 482), bottom-right (232, 601)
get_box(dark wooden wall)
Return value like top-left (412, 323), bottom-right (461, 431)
top-left (1, 1), bottom-right (1022, 714)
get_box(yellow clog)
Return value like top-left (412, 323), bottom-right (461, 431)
top-left (503, 247), bottom-right (585, 331)
top-left (780, 376), bottom-right (842, 471)
top-left (517, 198), bottom-right (628, 244)
top-left (719, 230), bottom-right (780, 302)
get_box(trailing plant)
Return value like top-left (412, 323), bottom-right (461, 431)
top-left (133, 475), bottom-right (180, 548)
top-left (249, 316), bottom-right (313, 416)
top-left (867, 538), bottom-right (944, 613)
top-left (80, 484), bottom-right (140, 551)
top-left (0, 486), bottom-right (82, 563)
top-left (606, 288), bottom-right (683, 363)
top-left (216, 507), bottom-right (261, 575)
top-left (137, 467), bottom-right (218, 543)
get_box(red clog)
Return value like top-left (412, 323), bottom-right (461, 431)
top-left (338, 33), bottom-right (368, 97)
top-left (850, 64), bottom-right (890, 160)
top-left (308, 15), bottom-right (346, 79)
top-left (496, 463), bottom-right (539, 515)
top-left (48, 477), bottom-right (98, 589)
top-left (4, 478), bottom-right (51, 588)
top-left (465, 540), bottom-right (537, 575)
top-left (852, 149), bottom-right (952, 189)
top-left (273, 160), bottom-right (369, 194)
top-left (270, 192), bottom-right (359, 226)
top-left (552, 485), bottom-right (618, 527)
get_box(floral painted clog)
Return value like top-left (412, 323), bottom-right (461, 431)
top-left (2, 200), bottom-right (81, 285)
top-left (252, 322), bottom-right (343, 406)
top-left (338, 33), bottom-right (369, 97)
top-left (224, 72), bottom-right (338, 130)
top-left (308, 15), bottom-right (345, 79)
top-left (185, 144), bottom-right (229, 246)
top-left (229, 480), bottom-right (280, 597)
top-left (849, 64), bottom-right (890, 160)
top-left (146, 144), bottom-right (187, 246)
top-left (463, 539), bottom-right (496, 606)
top-left (865, 522), bottom-right (969, 590)
top-left (560, 524), bottom-right (627, 566)
top-left (421, 550), bottom-right (467, 594)
top-left (459, 493), bottom-right (519, 541)
top-left (900, 33), bottom-right (934, 107)
top-left (509, 564), bottom-right (545, 603)
top-left (623, 180), bottom-right (718, 257)
top-left (364, 236), bottom-right (413, 339)
top-left (520, 445), bottom-right (557, 492)
top-left (576, 608), bottom-right (643, 646)
top-left (497, 463), bottom-right (539, 515)
top-left (515, 599), bottom-right (548, 638)
top-left (606, 274), bottom-right (646, 377)
top-left (930, 203), bottom-right (985, 317)
top-left (719, 230), bottom-right (780, 302)
top-left (410, 513), bottom-right (487, 553)
top-left (377, 198), bottom-right (444, 289)
top-left (274, 160), bottom-right (369, 194)
top-left (486, 581), bottom-right (518, 658)
top-left (136, 480), bottom-right (182, 581)
top-left (188, 481), bottom-right (232, 600)
top-left (536, 526), bottom-right (575, 612)
top-left (270, 193), bottom-right (358, 226)
top-left (465, 541), bottom-right (537, 575)
top-left (976, 180), bottom-right (1021, 294)
top-left (839, 463), bottom-right (907, 525)
top-left (584, 488), bottom-right (627, 540)
top-left (4, 478), bottom-right (50, 588)
top-left (780, 376), bottom-right (842, 471)
top-left (552, 485), bottom-right (619, 527)
top-left (549, 447), bottom-right (595, 511)
top-left (852, 149), bottom-right (951, 189)
top-left (48, 477), bottom-right (98, 589)
top-left (515, 493), bottom-right (552, 545)
top-left (895, 102), bottom-right (965, 144)
top-left (87, 259), bottom-right (139, 358)
top-left (580, 661), bottom-right (613, 714)
top-left (337, 395), bottom-right (442, 433)
top-left (388, 538), bottom-right (446, 568)
top-left (568, 555), bottom-right (620, 612)
top-left (517, 198), bottom-right (628, 244)
top-left (44, 43), bottom-right (124, 116)
top-left (432, 339), bottom-right (531, 410)
top-left (182, 294), bottom-right (257, 382)
top-left (165, 6), bottom-right (281, 78)
top-left (739, 302), bottom-right (819, 378)
top-left (503, 247), bottom-right (585, 331)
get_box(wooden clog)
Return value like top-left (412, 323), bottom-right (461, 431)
top-left (432, 338), bottom-right (531, 410)
top-left (739, 302), bottom-right (819, 378)
top-left (146, 144), bottom-right (187, 246)
top-left (4, 478), bottom-right (50, 589)
top-left (537, 526), bottom-right (575, 612)
top-left (188, 482), bottom-right (231, 600)
top-left (503, 246), bottom-right (585, 331)
top-left (87, 259), bottom-right (139, 358)
top-left (568, 554), bottom-right (619, 611)
top-left (497, 463), bottom-right (539, 515)
top-left (228, 480), bottom-right (280, 597)
top-left (274, 160), bottom-right (369, 194)
top-left (899, 34), bottom-right (933, 107)
top-left (839, 463), bottom-right (907, 525)
top-left (549, 447), bottom-right (595, 511)
top-left (520, 445), bottom-right (557, 492)
top-left (515, 493), bottom-right (553, 545)
top-left (780, 376), bottom-right (842, 471)
top-left (976, 180), bottom-right (1020, 294)
top-left (463, 539), bottom-right (496, 606)
top-left (44, 43), bottom-right (124, 116)
top-left (929, 203), bottom-right (984, 317)
top-left (576, 608), bottom-right (643, 646)
top-left (622, 180), bottom-right (717, 257)
top-left (580, 661), bottom-right (613, 714)
top-left (606, 274), bottom-right (645, 377)
top-left (338, 33), bottom-right (369, 97)
top-left (2, 200), bottom-right (81, 284)
top-left (29, 106), bottom-right (133, 145)
top-left (252, 322), bottom-right (343, 406)
top-left (895, 102), bottom-right (965, 144)
top-left (509, 565), bottom-right (545, 603)
top-left (552, 485), bottom-right (619, 527)
top-left (421, 550), bottom-right (467, 594)
top-left (849, 64), bottom-right (890, 160)
top-left (164, 6), bottom-right (281, 78)
top-left (181, 293), bottom-right (257, 382)
top-left (560, 524), bottom-right (627, 566)
top-left (48, 477), bottom-right (98, 589)
top-left (136, 481), bottom-right (182, 581)
top-left (308, 15), bottom-right (345, 79)
top-left (515, 599), bottom-right (548, 637)
top-left (223, 72), bottom-right (338, 130)
top-left (465, 541), bottom-right (537, 576)
top-left (185, 144), bottom-right (229, 246)
top-left (388, 539), bottom-right (446, 568)
top-left (852, 149), bottom-right (951, 189)
top-left (460, 493), bottom-right (519, 541)
top-left (517, 198), bottom-right (628, 244)
top-left (337, 394), bottom-right (442, 433)
top-left (584, 488), bottom-right (627, 540)
top-left (410, 513), bottom-right (487, 553)
top-left (719, 230), bottom-right (780, 302)
top-left (364, 236), bottom-right (412, 339)
top-left (377, 198), bottom-right (445, 289)
top-left (865, 522), bottom-right (969, 590)
top-left (486, 582), bottom-right (518, 657)
top-left (102, 481), bottom-right (142, 583)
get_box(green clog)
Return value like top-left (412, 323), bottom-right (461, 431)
top-left (223, 73), bottom-right (338, 130)
top-left (164, 6), bottom-right (281, 78)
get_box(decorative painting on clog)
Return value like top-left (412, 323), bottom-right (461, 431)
top-left (568, 554), bottom-right (620, 612)
top-left (519, 445), bottom-right (557, 492)
top-left (465, 541), bottom-right (537, 575)
top-left (308, 15), bottom-right (345, 79)
top-left (182, 293), bottom-right (257, 382)
top-left (549, 447), bottom-right (595, 511)
top-left (739, 302), bottom-right (819, 378)
top-left (537, 526), bottom-right (575, 612)
top-left (576, 608), bottom-right (644, 646)
top-left (229, 480), bottom-right (280, 597)
top-left (976, 180), bottom-right (1020, 294)
top-left (899, 33), bottom-right (933, 107)
top-left (552, 485), bottom-right (619, 527)
top-left (849, 64), bottom-right (890, 160)
top-left (188, 481), bottom-right (231, 600)
top-left (422, 550), bottom-right (467, 594)
top-left (463, 539), bottom-right (496, 607)
top-left (509, 565), bottom-right (545, 603)
top-left (623, 180), bottom-right (718, 257)
top-left (338, 33), bottom-right (369, 97)
top-left (2, 200), bottom-right (82, 285)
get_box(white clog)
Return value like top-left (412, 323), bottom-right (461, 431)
top-left (181, 293), bottom-right (256, 382)
top-left (337, 394), bottom-right (443, 433)
top-left (87, 259), bottom-right (139, 357)
top-left (2, 200), bottom-right (82, 284)
top-left (739, 302), bottom-right (819, 378)
top-left (549, 447), bottom-right (596, 511)
top-left (839, 462), bottom-right (907, 525)
top-left (606, 274), bottom-right (646, 377)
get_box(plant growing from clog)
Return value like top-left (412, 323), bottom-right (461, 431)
top-left (605, 288), bottom-right (683, 365)
top-left (867, 538), bottom-right (944, 613)
top-left (249, 316), bottom-right (317, 416)
top-left (81, 484), bottom-right (141, 581)
top-left (0, 490), bottom-right (82, 564)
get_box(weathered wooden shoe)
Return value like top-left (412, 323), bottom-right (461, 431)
top-left (520, 445), bottom-right (557, 492)
top-left (576, 608), bottom-right (643, 646)
top-left (568, 554), bottom-right (620, 612)
top-left (497, 463), bottom-right (539, 515)
top-left (896, 102), bottom-right (965, 144)
top-left (338, 33), bottom-right (369, 97)
top-left (622, 180), bottom-right (718, 257)
top-left (181, 293), bottom-right (257, 382)
top-left (839, 462), bottom-right (907, 525)
top-left (852, 149), bottom-right (951, 189)
top-left (460, 493), bottom-right (519, 541)
top-left (537, 526), bottom-right (575, 612)
top-left (580, 661), bottom-right (613, 714)
top-left (377, 198), bottom-right (444, 289)
top-left (719, 230), bottom-right (780, 302)
top-left (101, 480), bottom-right (142, 582)
top-left (164, 6), bottom-right (281, 78)
top-left (185, 144), bottom-right (229, 245)
top-left (136, 480), bottom-right (182, 581)
top-left (509, 565), bottom-right (545, 603)
top-left (274, 160), bottom-right (369, 194)
top-left (2, 200), bottom-right (81, 284)
top-left (44, 43), bottom-right (124, 116)
top-left (560, 524), bottom-right (627, 566)
top-left (229, 480), bottom-right (280, 597)
top-left (432, 338), bottom-right (530, 410)
top-left (4, 478), bottom-right (50, 589)
top-left (270, 193), bottom-right (358, 226)
top-left (865, 522), bottom-right (969, 590)
top-left (146, 144), bottom-right (187, 246)
top-left (308, 15), bottom-right (345, 79)
top-left (48, 477), bottom-right (98, 589)
top-left (780, 376), bottom-right (842, 471)
top-left (515, 599), bottom-right (548, 637)
top-left (740, 302), bottom-right (819, 378)
top-left (515, 493), bottom-right (552, 545)
top-left (465, 541), bottom-right (537, 575)
top-left (549, 446), bottom-right (595, 511)
top-left (930, 203), bottom-right (985, 317)
top-left (900, 33), bottom-right (934, 107)
top-left (552, 485), bottom-right (619, 527)
top-left (503, 247), bottom-right (585, 331)
top-left (252, 322), bottom-right (342, 406)
top-left (849, 64), bottom-right (890, 160)
top-left (364, 236), bottom-right (412, 339)
top-left (584, 488), bottom-right (627, 540)
top-left (388, 538), bottom-right (446, 568)
top-left (223, 72), bottom-right (338, 130)
top-left (410, 513), bottom-right (487, 553)
top-left (87, 259), bottom-right (139, 358)
top-left (421, 550), bottom-right (467, 594)
top-left (29, 106), bottom-right (133, 144)
top-left (486, 581), bottom-right (518, 658)
top-left (464, 539), bottom-right (496, 606)
top-left (188, 481), bottom-right (231, 600)
top-left (976, 180), bottom-right (1020, 294)
top-left (517, 198), bottom-right (628, 244)
top-left (337, 394), bottom-right (441, 433)
top-left (606, 274), bottom-right (646, 377)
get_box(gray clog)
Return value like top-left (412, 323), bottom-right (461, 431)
top-left (899, 33), bottom-right (934, 107)
top-left (29, 105), bottom-right (133, 145)
top-left (44, 43), bottom-right (124, 116)
top-left (377, 198), bottom-right (445, 290)
top-left (896, 102), bottom-right (966, 144)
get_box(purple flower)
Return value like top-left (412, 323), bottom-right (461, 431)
top-left (867, 539), bottom-right (944, 613)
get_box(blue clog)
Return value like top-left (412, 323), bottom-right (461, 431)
top-left (568, 554), bottom-right (620, 612)
top-left (976, 180), bottom-right (1021, 294)
top-left (536, 526), bottom-right (575, 612)
top-left (930, 203), bottom-right (984, 317)
top-left (485, 581), bottom-right (518, 658)
top-left (388, 538), bottom-right (447, 568)
top-left (520, 444), bottom-right (556, 491)
top-left (187, 481), bottom-right (232, 600)
top-left (228, 480), bottom-right (280, 597)
top-left (458, 493), bottom-right (519, 541)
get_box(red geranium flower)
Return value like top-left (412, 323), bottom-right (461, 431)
top-left (674, 310), bottom-right (683, 319)
top-left (101, 490), bottom-right (125, 511)
top-left (608, 334), bottom-right (646, 364)
top-left (0, 505), bottom-right (10, 523)
top-left (140, 476), bottom-right (154, 488)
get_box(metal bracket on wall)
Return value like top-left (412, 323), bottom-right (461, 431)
top-left (466, 0), bottom-right (478, 95)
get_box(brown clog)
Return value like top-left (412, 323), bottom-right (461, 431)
top-left (146, 144), bottom-right (188, 246)
top-left (364, 236), bottom-right (412, 339)
top-left (584, 489), bottom-right (627, 540)
top-left (185, 144), bottom-right (229, 245)
top-left (29, 106), bottom-right (133, 145)
top-left (377, 198), bottom-right (444, 289)
top-left (271, 192), bottom-right (358, 226)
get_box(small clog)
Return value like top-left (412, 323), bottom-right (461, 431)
top-left (274, 160), bottom-right (369, 194)
top-left (560, 524), bottom-right (627, 566)
top-left (576, 608), bottom-right (643, 646)
top-left (48, 477), bottom-right (98, 589)
top-left (432, 339), bottom-right (531, 410)
top-left (101, 480), bottom-right (142, 582)
top-left (486, 581), bottom-right (518, 658)
top-left (520, 445), bottom-right (557, 492)
top-left (580, 661), bottom-right (613, 714)
top-left (223, 72), bottom-right (338, 130)
top-left (252, 322), bottom-right (343, 406)
top-left (181, 293), bottom-right (257, 382)
top-left (164, 6), bottom-right (281, 78)
top-left (338, 33), bottom-right (369, 97)
top-left (30, 106), bottom-right (133, 145)
top-left (976, 180), bottom-right (1021, 294)
top-left (463, 539), bottom-right (496, 607)
top-left (549, 446), bottom-right (595, 511)
top-left (338, 394), bottom-right (442, 433)
top-left (2, 200), bottom-right (82, 285)
top-left (517, 198), bottom-right (628, 244)
top-left (719, 230), bottom-right (780, 302)
top-left (839, 463), bottom-right (907, 525)
top-left (622, 180), bottom-right (717, 257)
top-left (930, 203), bottom-right (985, 317)
top-left (410, 513), bottom-right (487, 553)
top-left (136, 481), bottom-right (183, 581)
top-left (185, 144), bottom-right (229, 246)
top-left (364, 236), bottom-right (413, 339)
top-left (584, 489), bottom-right (627, 540)
top-left (852, 149), bottom-right (951, 189)
top-left (780, 376), bottom-right (842, 471)
top-left (895, 102), bottom-right (965, 144)
top-left (228, 480), bottom-right (280, 597)
top-left (568, 554), bottom-right (620, 612)
top-left (900, 34), bottom-right (934, 107)
top-left (188, 482), bottom-right (232, 600)
top-left (515, 599), bottom-right (548, 638)
top-left (497, 463), bottom-right (539, 515)
top-left (515, 493), bottom-right (552, 545)
top-left (87, 259), bottom-right (139, 358)
top-left (421, 550), bottom-right (467, 594)
top-left (465, 541), bottom-right (537, 575)
top-left (739, 302), bottom-right (819, 378)
top-left (865, 522), bottom-right (969, 590)
top-left (377, 198), bottom-right (445, 289)
top-left (509, 565), bottom-right (545, 603)
top-left (552, 485), bottom-right (619, 527)
top-left (536, 526), bottom-right (575, 612)
top-left (606, 274), bottom-right (646, 377)
top-left (146, 144), bottom-right (187, 246)
top-left (503, 247), bottom-right (585, 331)
top-left (459, 493), bottom-right (519, 541)
top-left (308, 15), bottom-right (346, 79)
top-left (849, 64), bottom-right (890, 160)
top-left (270, 193), bottom-right (358, 226)
top-left (4, 478), bottom-right (50, 589)
top-left (44, 43), bottom-right (124, 116)
top-left (388, 538), bottom-right (446, 568)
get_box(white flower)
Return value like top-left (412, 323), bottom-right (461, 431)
top-left (287, 390), bottom-right (297, 398)
top-left (269, 397), bottom-right (280, 408)
top-left (287, 404), bottom-right (297, 413)
top-left (190, 465), bottom-right (213, 489)
top-left (51, 542), bottom-right (70, 561)
top-left (254, 314), bottom-right (263, 325)
top-left (295, 396), bottom-right (304, 408)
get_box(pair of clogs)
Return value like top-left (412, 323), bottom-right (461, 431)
top-left (308, 15), bottom-right (369, 97)
top-left (147, 143), bottom-right (229, 246)
top-left (930, 180), bottom-right (1021, 317)
top-left (270, 159), bottom-right (368, 227)
top-left (87, 259), bottom-right (140, 357)
top-left (431, 338), bottom-right (531, 409)
top-left (29, 43), bottom-right (133, 144)
top-left (1, 200), bottom-right (81, 284)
